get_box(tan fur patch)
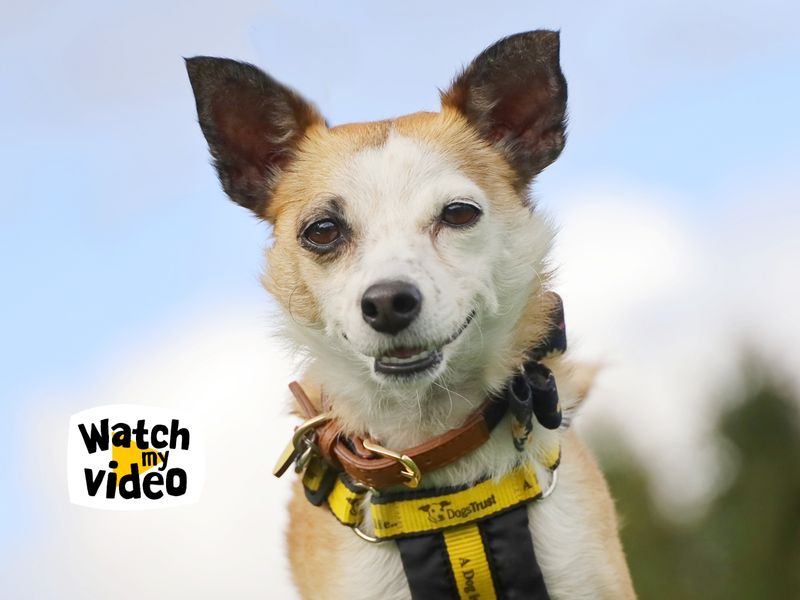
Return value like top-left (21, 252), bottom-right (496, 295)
top-left (287, 480), bottom-right (347, 598)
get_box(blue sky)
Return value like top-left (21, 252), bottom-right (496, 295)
top-left (2, 1), bottom-right (797, 403)
top-left (1, 0), bottom-right (799, 550)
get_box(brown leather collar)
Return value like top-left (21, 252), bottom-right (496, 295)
top-left (289, 381), bottom-right (508, 490)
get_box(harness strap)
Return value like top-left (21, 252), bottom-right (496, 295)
top-left (370, 461), bottom-right (551, 538)
top-left (442, 523), bottom-right (497, 599)
top-left (306, 451), bottom-right (559, 535)
top-left (395, 534), bottom-right (458, 599)
top-left (397, 505), bottom-right (549, 600)
top-left (303, 456), bottom-right (557, 599)
top-left (480, 505), bottom-right (549, 599)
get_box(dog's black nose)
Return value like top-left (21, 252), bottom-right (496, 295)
top-left (361, 281), bottom-right (422, 335)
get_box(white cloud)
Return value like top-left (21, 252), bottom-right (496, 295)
top-left (553, 181), bottom-right (800, 511)
top-left (2, 304), bottom-right (302, 599)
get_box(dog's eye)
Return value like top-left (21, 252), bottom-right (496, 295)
top-left (440, 201), bottom-right (481, 227)
top-left (302, 218), bottom-right (341, 249)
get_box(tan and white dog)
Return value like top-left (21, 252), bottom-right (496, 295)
top-left (187, 30), bottom-right (635, 599)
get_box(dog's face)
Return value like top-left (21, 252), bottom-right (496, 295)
top-left (187, 31), bottom-right (567, 409)
top-left (419, 501), bottom-right (452, 524)
top-left (265, 117), bottom-right (553, 393)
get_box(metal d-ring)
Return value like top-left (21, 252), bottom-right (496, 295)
top-left (351, 522), bottom-right (381, 544)
top-left (362, 439), bottom-right (421, 488)
top-left (344, 478), bottom-right (382, 543)
top-left (541, 468), bottom-right (559, 499)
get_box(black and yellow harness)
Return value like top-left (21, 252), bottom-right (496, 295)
top-left (275, 294), bottom-right (568, 600)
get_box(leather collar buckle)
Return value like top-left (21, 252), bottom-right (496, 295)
top-left (362, 439), bottom-right (421, 488)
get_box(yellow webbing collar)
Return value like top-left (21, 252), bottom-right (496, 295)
top-left (327, 475), bottom-right (364, 526)
top-left (302, 456), bottom-right (328, 493)
top-left (325, 474), bottom-right (367, 527)
top-left (319, 447), bottom-right (559, 541)
top-left (370, 463), bottom-right (541, 539)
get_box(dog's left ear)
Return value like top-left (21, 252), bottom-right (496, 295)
top-left (185, 57), bottom-right (325, 218)
top-left (441, 30), bottom-right (567, 188)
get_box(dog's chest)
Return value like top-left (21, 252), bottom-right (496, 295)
top-left (319, 448), bottom-right (604, 600)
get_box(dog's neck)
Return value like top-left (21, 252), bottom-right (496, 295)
top-left (308, 364), bottom-right (490, 450)
top-left (298, 289), bottom-right (559, 452)
top-left (303, 352), bottom-right (567, 491)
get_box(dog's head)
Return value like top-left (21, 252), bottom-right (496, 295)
top-left (419, 501), bottom-right (452, 524)
top-left (186, 31), bottom-right (566, 416)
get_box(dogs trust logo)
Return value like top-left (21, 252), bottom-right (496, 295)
top-left (418, 501), bottom-right (452, 524)
top-left (67, 405), bottom-right (205, 509)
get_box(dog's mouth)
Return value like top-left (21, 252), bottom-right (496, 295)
top-left (374, 311), bottom-right (475, 377)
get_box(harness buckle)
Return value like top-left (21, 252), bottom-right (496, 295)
top-left (272, 412), bottom-right (332, 478)
top-left (362, 439), bottom-right (421, 488)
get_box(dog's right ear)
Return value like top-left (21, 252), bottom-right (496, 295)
top-left (441, 31), bottom-right (567, 190)
top-left (185, 57), bottom-right (325, 218)
top-left (418, 505), bottom-right (430, 512)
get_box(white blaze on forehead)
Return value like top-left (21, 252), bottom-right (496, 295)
top-left (316, 131), bottom-right (497, 349)
top-left (335, 132), bottom-right (488, 239)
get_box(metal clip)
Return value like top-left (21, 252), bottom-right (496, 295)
top-left (362, 439), bottom-right (421, 489)
top-left (272, 412), bottom-right (331, 478)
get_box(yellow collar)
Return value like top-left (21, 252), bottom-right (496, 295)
top-left (303, 445), bottom-right (560, 542)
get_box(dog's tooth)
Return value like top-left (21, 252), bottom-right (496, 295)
top-left (378, 349), bottom-right (436, 365)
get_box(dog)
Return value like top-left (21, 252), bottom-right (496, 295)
top-left (187, 30), bottom-right (635, 599)
top-left (419, 501), bottom-right (452, 524)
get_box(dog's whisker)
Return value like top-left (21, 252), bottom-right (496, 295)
top-left (287, 284), bottom-right (302, 326)
top-left (435, 380), bottom-right (455, 422)
top-left (473, 318), bottom-right (486, 350)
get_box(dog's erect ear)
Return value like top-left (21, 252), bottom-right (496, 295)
top-left (418, 505), bottom-right (430, 512)
top-left (185, 57), bottom-right (325, 217)
top-left (441, 31), bottom-right (567, 188)
top-left (439, 501), bottom-right (451, 507)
